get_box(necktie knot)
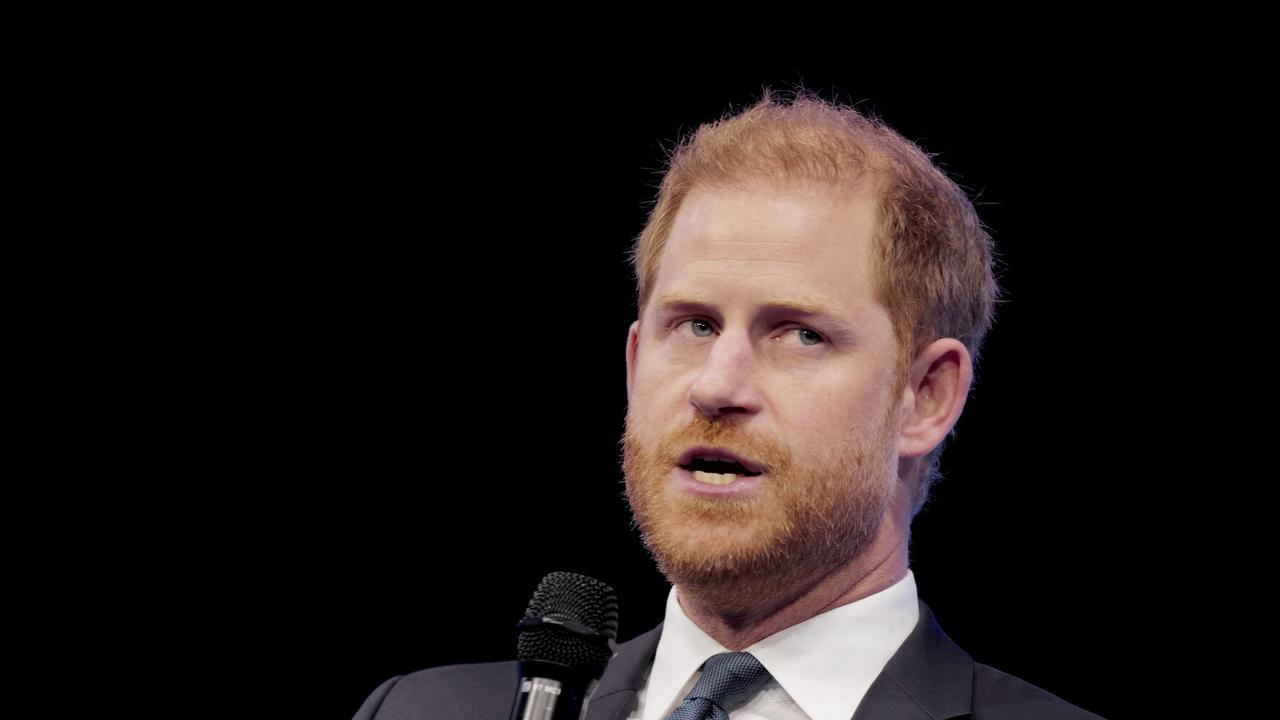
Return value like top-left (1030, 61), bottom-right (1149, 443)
top-left (664, 652), bottom-right (772, 720)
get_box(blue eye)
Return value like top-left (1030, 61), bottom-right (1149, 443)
top-left (683, 319), bottom-right (714, 337)
top-left (790, 328), bottom-right (824, 346)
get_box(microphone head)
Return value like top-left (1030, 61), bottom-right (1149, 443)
top-left (516, 571), bottom-right (618, 680)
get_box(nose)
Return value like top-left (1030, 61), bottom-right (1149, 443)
top-left (687, 329), bottom-right (763, 419)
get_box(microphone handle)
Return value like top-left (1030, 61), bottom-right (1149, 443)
top-left (509, 674), bottom-right (597, 720)
top-left (509, 660), bottom-right (599, 720)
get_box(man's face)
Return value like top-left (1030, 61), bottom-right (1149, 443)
top-left (622, 182), bottom-right (907, 612)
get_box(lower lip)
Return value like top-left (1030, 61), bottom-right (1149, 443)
top-left (674, 466), bottom-right (766, 498)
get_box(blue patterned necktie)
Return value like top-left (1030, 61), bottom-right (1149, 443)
top-left (664, 651), bottom-right (773, 720)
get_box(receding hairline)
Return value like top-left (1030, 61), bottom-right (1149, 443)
top-left (637, 172), bottom-right (891, 316)
top-left (679, 168), bottom-right (886, 211)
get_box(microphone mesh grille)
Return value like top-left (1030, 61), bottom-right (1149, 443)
top-left (516, 571), bottom-right (619, 677)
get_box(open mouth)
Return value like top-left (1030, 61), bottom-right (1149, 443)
top-left (676, 448), bottom-right (765, 487)
top-left (679, 457), bottom-right (763, 476)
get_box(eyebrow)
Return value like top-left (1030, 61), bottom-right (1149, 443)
top-left (654, 292), bottom-right (857, 335)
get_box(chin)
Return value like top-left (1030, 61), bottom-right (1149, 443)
top-left (638, 508), bottom-right (868, 617)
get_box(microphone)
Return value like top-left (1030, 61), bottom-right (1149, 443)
top-left (509, 572), bottom-right (619, 720)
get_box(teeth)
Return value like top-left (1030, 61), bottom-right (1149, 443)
top-left (694, 454), bottom-right (756, 474)
top-left (692, 470), bottom-right (740, 485)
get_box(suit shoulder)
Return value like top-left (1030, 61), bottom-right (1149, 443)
top-left (354, 661), bottom-right (519, 720)
top-left (972, 662), bottom-right (1105, 720)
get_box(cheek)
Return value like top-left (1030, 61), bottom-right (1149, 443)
top-left (627, 378), bottom-right (681, 440)
top-left (634, 357), bottom-right (692, 408)
top-left (639, 341), bottom-right (698, 381)
top-left (782, 386), bottom-right (880, 447)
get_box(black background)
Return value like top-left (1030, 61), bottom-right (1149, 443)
top-left (200, 63), bottom-right (1230, 720)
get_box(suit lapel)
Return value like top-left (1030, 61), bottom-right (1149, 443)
top-left (585, 623), bottom-right (664, 720)
top-left (850, 599), bottom-right (974, 720)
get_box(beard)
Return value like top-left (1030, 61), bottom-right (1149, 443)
top-left (621, 386), bottom-right (902, 619)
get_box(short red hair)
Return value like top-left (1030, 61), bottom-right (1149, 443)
top-left (628, 88), bottom-right (1002, 517)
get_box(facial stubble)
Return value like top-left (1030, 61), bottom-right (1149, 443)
top-left (621, 392), bottom-right (901, 619)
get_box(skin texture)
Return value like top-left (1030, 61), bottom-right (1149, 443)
top-left (623, 182), bottom-right (973, 650)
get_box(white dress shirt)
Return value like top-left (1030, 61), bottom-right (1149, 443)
top-left (626, 570), bottom-right (920, 720)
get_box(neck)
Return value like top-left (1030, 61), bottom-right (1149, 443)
top-left (676, 493), bottom-right (911, 651)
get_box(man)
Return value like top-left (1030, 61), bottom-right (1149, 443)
top-left (353, 90), bottom-right (1104, 720)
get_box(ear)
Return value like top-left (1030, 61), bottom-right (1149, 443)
top-left (625, 320), bottom-right (641, 399)
top-left (898, 338), bottom-right (973, 460)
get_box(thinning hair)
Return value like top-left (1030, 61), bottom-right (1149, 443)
top-left (628, 88), bottom-right (1002, 517)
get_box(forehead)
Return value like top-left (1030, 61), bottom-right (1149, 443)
top-left (651, 183), bottom-right (882, 319)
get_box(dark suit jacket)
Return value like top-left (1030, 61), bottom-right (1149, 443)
top-left (353, 599), bottom-right (1104, 720)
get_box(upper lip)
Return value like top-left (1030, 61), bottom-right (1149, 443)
top-left (676, 446), bottom-right (765, 474)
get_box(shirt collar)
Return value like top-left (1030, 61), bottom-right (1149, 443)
top-left (642, 570), bottom-right (920, 720)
